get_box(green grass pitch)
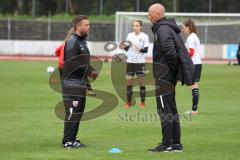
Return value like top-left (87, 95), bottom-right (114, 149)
top-left (0, 60), bottom-right (239, 160)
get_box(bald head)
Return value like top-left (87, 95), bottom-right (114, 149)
top-left (148, 3), bottom-right (165, 24)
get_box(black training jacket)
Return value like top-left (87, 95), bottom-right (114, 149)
top-left (63, 33), bottom-right (93, 80)
top-left (152, 17), bottom-right (194, 85)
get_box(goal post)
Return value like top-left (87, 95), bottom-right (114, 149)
top-left (115, 12), bottom-right (240, 60)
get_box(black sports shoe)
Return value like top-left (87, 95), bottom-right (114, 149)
top-left (148, 144), bottom-right (173, 152)
top-left (72, 139), bottom-right (87, 148)
top-left (63, 142), bottom-right (74, 149)
top-left (172, 144), bottom-right (183, 152)
top-left (63, 140), bottom-right (87, 149)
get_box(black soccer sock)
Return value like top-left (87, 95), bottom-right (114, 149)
top-left (192, 88), bottom-right (199, 111)
top-left (127, 86), bottom-right (133, 104)
top-left (140, 86), bottom-right (146, 103)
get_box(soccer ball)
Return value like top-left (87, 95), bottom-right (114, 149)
top-left (46, 66), bottom-right (55, 73)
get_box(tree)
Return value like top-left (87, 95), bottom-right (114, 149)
top-left (0, 0), bottom-right (240, 16)
top-left (0, 0), bottom-right (17, 15)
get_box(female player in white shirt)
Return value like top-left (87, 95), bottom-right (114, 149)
top-left (181, 19), bottom-right (202, 115)
top-left (120, 20), bottom-right (149, 109)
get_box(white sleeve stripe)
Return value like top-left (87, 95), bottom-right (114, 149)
top-left (160, 95), bottom-right (165, 109)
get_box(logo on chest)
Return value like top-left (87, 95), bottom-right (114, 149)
top-left (79, 44), bottom-right (86, 51)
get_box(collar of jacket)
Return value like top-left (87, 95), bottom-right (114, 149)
top-left (73, 33), bottom-right (87, 41)
top-left (151, 17), bottom-right (181, 34)
top-left (151, 17), bottom-right (166, 33)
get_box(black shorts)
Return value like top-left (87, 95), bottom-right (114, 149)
top-left (126, 63), bottom-right (145, 77)
top-left (194, 64), bottom-right (202, 82)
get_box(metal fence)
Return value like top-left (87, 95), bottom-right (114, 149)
top-left (0, 18), bottom-right (115, 41)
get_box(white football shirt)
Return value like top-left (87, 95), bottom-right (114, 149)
top-left (185, 33), bottom-right (202, 64)
top-left (125, 32), bottom-right (149, 63)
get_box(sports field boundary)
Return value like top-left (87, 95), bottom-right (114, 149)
top-left (0, 55), bottom-right (237, 64)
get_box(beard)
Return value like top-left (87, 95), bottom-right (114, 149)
top-left (80, 31), bottom-right (88, 38)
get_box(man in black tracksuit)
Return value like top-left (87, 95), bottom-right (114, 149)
top-left (148, 4), bottom-right (194, 152)
top-left (61, 15), bottom-right (99, 149)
